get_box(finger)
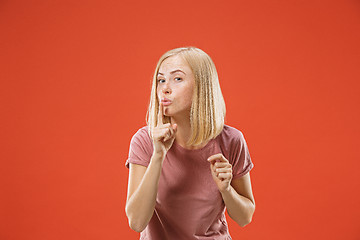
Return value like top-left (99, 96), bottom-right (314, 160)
top-left (172, 123), bottom-right (177, 133)
top-left (153, 125), bottom-right (168, 139)
top-left (161, 127), bottom-right (170, 139)
top-left (214, 162), bottom-right (230, 168)
top-left (215, 168), bottom-right (232, 178)
top-left (207, 153), bottom-right (223, 163)
top-left (163, 130), bottom-right (171, 142)
top-left (215, 168), bottom-right (232, 173)
top-left (163, 123), bottom-right (171, 127)
top-left (164, 124), bottom-right (177, 141)
top-left (218, 172), bottom-right (232, 180)
top-left (157, 102), bottom-right (164, 126)
top-left (207, 153), bottom-right (228, 163)
top-left (163, 125), bottom-right (175, 141)
top-left (167, 124), bottom-right (174, 136)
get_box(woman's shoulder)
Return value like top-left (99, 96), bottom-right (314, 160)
top-left (126, 126), bottom-right (153, 168)
top-left (216, 124), bottom-right (250, 151)
top-left (132, 125), bottom-right (149, 135)
top-left (220, 124), bottom-right (245, 141)
top-left (130, 125), bottom-right (152, 145)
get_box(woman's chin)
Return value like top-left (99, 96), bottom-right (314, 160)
top-left (163, 107), bottom-right (173, 116)
top-left (164, 111), bottom-right (176, 118)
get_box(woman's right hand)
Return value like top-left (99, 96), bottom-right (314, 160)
top-left (152, 102), bottom-right (177, 157)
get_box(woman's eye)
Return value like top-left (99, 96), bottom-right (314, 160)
top-left (158, 79), bottom-right (165, 83)
top-left (175, 77), bottom-right (182, 81)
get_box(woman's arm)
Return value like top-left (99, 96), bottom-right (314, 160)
top-left (126, 103), bottom-right (177, 232)
top-left (125, 153), bottom-right (164, 232)
top-left (220, 172), bottom-right (255, 227)
top-left (208, 154), bottom-right (255, 227)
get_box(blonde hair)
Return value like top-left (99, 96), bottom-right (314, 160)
top-left (146, 46), bottom-right (226, 147)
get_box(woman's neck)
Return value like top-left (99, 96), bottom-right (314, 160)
top-left (170, 116), bottom-right (208, 150)
top-left (171, 116), bottom-right (191, 148)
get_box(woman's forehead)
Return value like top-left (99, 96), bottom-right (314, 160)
top-left (159, 55), bottom-right (190, 73)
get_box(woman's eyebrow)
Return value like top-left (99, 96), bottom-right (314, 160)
top-left (158, 69), bottom-right (186, 75)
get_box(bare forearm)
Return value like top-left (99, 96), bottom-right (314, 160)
top-left (220, 186), bottom-right (255, 227)
top-left (125, 153), bottom-right (164, 232)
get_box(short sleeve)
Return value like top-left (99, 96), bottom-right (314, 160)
top-left (230, 130), bottom-right (254, 180)
top-left (125, 126), bottom-right (154, 169)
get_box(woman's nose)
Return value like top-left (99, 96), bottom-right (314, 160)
top-left (162, 84), bottom-right (172, 94)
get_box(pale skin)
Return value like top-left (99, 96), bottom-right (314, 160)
top-left (125, 55), bottom-right (255, 232)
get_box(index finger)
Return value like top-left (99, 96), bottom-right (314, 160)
top-left (207, 153), bottom-right (228, 163)
top-left (157, 102), bottom-right (164, 126)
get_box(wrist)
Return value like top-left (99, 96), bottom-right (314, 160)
top-left (152, 151), bottom-right (165, 161)
top-left (220, 185), bottom-right (232, 195)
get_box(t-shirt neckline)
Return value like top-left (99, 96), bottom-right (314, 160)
top-left (172, 138), bottom-right (215, 153)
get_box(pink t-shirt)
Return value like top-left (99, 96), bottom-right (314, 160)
top-left (125, 124), bottom-right (254, 240)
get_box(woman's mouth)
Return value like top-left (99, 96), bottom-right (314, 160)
top-left (161, 98), bottom-right (172, 106)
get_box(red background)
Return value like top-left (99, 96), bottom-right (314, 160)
top-left (1, 0), bottom-right (359, 239)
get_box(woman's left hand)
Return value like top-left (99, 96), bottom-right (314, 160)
top-left (207, 153), bottom-right (233, 193)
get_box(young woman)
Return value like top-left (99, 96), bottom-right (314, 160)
top-left (125, 46), bottom-right (255, 239)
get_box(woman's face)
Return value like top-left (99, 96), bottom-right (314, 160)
top-left (157, 55), bottom-right (195, 118)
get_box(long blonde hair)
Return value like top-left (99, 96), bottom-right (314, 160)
top-left (146, 46), bottom-right (226, 147)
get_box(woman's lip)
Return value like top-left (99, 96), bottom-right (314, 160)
top-left (162, 101), bottom-right (172, 106)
